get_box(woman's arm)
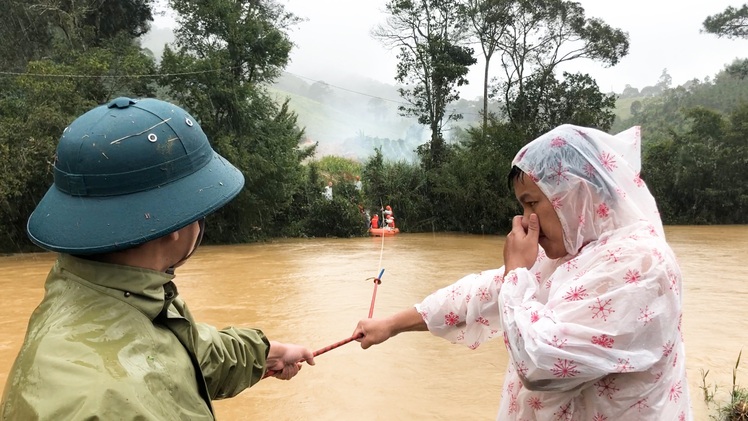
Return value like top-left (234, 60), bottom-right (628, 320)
top-left (356, 267), bottom-right (507, 349)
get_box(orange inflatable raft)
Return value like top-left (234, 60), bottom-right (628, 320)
top-left (369, 227), bottom-right (400, 237)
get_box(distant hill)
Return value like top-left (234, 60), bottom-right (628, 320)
top-left (268, 72), bottom-right (429, 162)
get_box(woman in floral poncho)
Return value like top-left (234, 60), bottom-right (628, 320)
top-left (353, 124), bottom-right (692, 420)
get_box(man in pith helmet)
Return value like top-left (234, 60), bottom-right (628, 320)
top-left (0, 97), bottom-right (314, 420)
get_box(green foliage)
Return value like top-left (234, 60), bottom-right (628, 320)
top-left (316, 156), bottom-right (362, 181)
top-left (278, 161), bottom-right (368, 238)
top-left (507, 71), bottom-right (616, 138)
top-left (614, 65), bottom-right (748, 142)
top-left (169, 0), bottom-right (298, 86)
top-left (703, 4), bottom-right (748, 39)
top-left (362, 148), bottom-right (387, 209)
top-left (160, 0), bottom-right (315, 243)
top-left (0, 1), bottom-right (157, 252)
top-left (431, 119), bottom-right (526, 233)
top-left (0, 0), bottom-right (153, 70)
top-left (0, 121), bottom-right (56, 252)
top-left (362, 148), bottom-right (431, 232)
top-left (203, 94), bottom-right (314, 242)
top-left (642, 105), bottom-right (748, 224)
top-left (461, 0), bottom-right (513, 130)
top-left (629, 100), bottom-right (643, 116)
top-left (356, 120), bottom-right (530, 235)
top-left (303, 195), bottom-right (369, 238)
top-left (725, 59), bottom-right (748, 80)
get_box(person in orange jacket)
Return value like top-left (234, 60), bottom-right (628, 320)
top-left (385, 214), bottom-right (395, 229)
top-left (383, 205), bottom-right (393, 219)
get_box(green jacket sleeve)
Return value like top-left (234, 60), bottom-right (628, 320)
top-left (193, 323), bottom-right (271, 399)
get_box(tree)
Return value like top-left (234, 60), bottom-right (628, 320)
top-left (613, 65), bottom-right (748, 139)
top-left (367, 97), bottom-right (389, 121)
top-left (702, 5), bottom-right (748, 77)
top-left (0, 0), bottom-right (158, 252)
top-left (435, 120), bottom-right (524, 233)
top-left (630, 100), bottom-right (643, 115)
top-left (656, 68), bottom-right (672, 91)
top-left (492, 0), bottom-right (629, 128)
top-left (462, 0), bottom-right (513, 133)
top-left (160, 0), bottom-right (315, 242)
top-left (725, 58), bottom-right (748, 79)
top-left (621, 84), bottom-right (640, 98)
top-left (0, 1), bottom-right (55, 71)
top-left (642, 105), bottom-right (748, 224)
top-left (374, 0), bottom-right (477, 170)
top-left (309, 81), bottom-right (333, 103)
top-left (505, 71), bottom-right (616, 138)
top-left (0, 0), bottom-right (153, 68)
top-left (703, 4), bottom-right (748, 39)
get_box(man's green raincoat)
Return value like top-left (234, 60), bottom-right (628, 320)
top-left (1, 254), bottom-right (269, 420)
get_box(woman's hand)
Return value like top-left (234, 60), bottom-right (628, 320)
top-left (353, 318), bottom-right (394, 349)
top-left (503, 213), bottom-right (540, 273)
top-left (266, 341), bottom-right (315, 380)
top-left (354, 308), bottom-right (427, 349)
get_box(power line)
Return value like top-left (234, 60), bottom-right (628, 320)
top-left (0, 66), bottom-right (483, 117)
top-left (282, 71), bottom-right (404, 104)
top-left (0, 67), bottom-right (236, 78)
top-left (282, 71), bottom-right (484, 118)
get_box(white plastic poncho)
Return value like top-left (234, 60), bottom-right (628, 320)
top-left (416, 125), bottom-right (691, 420)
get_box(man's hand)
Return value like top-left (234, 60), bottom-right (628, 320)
top-left (266, 341), bottom-right (315, 380)
top-left (503, 213), bottom-right (540, 274)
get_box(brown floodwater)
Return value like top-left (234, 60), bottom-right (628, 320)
top-left (0, 226), bottom-right (746, 420)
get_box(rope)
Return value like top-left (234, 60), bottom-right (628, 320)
top-left (368, 269), bottom-right (384, 318)
top-left (262, 268), bottom-right (386, 379)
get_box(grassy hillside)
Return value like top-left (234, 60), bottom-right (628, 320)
top-left (613, 96), bottom-right (638, 121)
top-left (267, 84), bottom-right (426, 161)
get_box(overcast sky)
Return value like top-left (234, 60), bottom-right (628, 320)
top-left (154, 0), bottom-right (746, 99)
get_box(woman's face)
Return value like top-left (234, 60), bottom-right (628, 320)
top-left (513, 176), bottom-right (567, 259)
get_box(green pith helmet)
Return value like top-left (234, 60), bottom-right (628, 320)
top-left (27, 97), bottom-right (244, 254)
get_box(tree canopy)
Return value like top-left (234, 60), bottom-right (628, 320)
top-left (703, 4), bottom-right (748, 39)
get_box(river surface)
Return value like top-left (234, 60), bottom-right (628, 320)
top-left (0, 226), bottom-right (746, 420)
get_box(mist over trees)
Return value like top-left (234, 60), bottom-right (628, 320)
top-left (0, 0), bottom-right (746, 253)
top-left (269, 72), bottom-right (436, 163)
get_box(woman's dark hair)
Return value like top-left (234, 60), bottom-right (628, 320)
top-left (507, 165), bottom-right (524, 190)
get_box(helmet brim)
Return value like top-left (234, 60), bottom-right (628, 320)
top-left (27, 151), bottom-right (244, 254)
